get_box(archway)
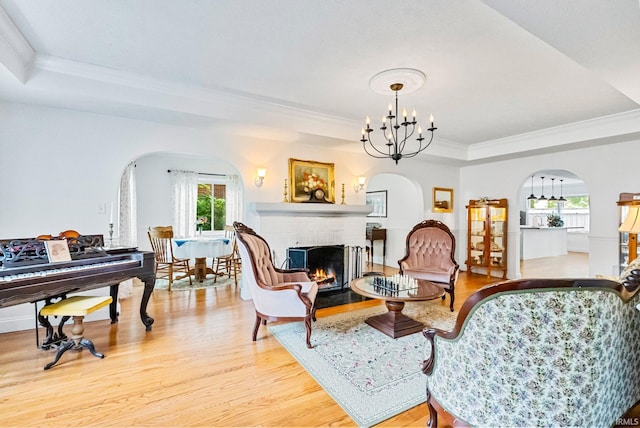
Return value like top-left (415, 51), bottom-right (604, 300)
top-left (123, 152), bottom-right (244, 252)
top-left (518, 169), bottom-right (589, 277)
top-left (366, 173), bottom-right (424, 267)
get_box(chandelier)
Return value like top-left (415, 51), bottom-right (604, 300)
top-left (360, 69), bottom-right (436, 164)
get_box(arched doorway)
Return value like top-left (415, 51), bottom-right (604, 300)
top-left (366, 173), bottom-right (424, 267)
top-left (122, 152), bottom-right (244, 252)
top-left (518, 169), bottom-right (589, 277)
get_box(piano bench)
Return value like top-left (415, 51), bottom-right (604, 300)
top-left (39, 295), bottom-right (113, 370)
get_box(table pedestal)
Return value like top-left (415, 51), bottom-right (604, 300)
top-left (191, 257), bottom-right (215, 283)
top-left (364, 301), bottom-right (423, 338)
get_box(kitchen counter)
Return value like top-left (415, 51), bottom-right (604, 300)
top-left (520, 227), bottom-right (570, 260)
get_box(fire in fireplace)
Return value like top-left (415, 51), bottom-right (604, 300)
top-left (287, 245), bottom-right (346, 292)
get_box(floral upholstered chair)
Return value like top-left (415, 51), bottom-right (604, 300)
top-left (233, 222), bottom-right (318, 348)
top-left (422, 277), bottom-right (640, 427)
top-left (398, 220), bottom-right (458, 311)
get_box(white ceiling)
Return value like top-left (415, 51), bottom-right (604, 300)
top-left (1, 0), bottom-right (639, 164)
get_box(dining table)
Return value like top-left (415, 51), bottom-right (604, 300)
top-left (173, 237), bottom-right (230, 282)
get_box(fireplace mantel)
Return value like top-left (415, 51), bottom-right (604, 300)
top-left (250, 202), bottom-right (372, 217)
top-left (242, 202), bottom-right (372, 301)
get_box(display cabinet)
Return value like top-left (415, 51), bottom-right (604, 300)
top-left (466, 198), bottom-right (508, 279)
top-left (617, 192), bottom-right (640, 273)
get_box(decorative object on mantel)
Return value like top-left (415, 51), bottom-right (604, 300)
top-left (340, 183), bottom-right (345, 205)
top-left (360, 68), bottom-right (437, 165)
top-left (283, 178), bottom-right (289, 203)
top-left (288, 158), bottom-right (335, 203)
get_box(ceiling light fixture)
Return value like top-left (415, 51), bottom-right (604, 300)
top-left (549, 178), bottom-right (557, 201)
top-left (527, 175), bottom-right (537, 201)
top-left (558, 179), bottom-right (567, 202)
top-left (538, 176), bottom-right (547, 201)
top-left (360, 69), bottom-right (436, 164)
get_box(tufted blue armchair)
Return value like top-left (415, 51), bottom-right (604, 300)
top-left (399, 220), bottom-right (458, 311)
top-left (423, 277), bottom-right (640, 427)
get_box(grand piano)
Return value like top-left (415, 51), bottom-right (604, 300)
top-left (0, 234), bottom-right (156, 332)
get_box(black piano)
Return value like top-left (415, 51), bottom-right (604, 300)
top-left (0, 234), bottom-right (156, 331)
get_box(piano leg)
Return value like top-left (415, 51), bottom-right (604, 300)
top-left (139, 273), bottom-right (156, 331)
top-left (109, 284), bottom-right (119, 324)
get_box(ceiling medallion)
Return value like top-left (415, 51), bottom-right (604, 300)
top-left (361, 68), bottom-right (436, 164)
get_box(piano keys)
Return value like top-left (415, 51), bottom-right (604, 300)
top-left (0, 235), bottom-right (156, 331)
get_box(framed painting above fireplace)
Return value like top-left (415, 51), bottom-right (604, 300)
top-left (288, 158), bottom-right (335, 203)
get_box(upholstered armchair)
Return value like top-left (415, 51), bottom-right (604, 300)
top-left (398, 220), bottom-right (458, 311)
top-left (422, 277), bottom-right (640, 427)
top-left (233, 222), bottom-right (318, 348)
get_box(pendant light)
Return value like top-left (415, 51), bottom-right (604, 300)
top-left (558, 179), bottom-right (567, 202)
top-left (527, 175), bottom-right (537, 200)
top-left (538, 176), bottom-right (547, 201)
top-left (549, 178), bottom-right (557, 201)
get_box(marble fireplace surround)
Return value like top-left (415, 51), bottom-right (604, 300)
top-left (240, 202), bottom-right (373, 300)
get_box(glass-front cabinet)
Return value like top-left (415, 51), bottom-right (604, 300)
top-left (617, 192), bottom-right (640, 274)
top-left (466, 198), bottom-right (508, 279)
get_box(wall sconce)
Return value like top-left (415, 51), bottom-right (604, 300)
top-left (354, 176), bottom-right (366, 193)
top-left (255, 168), bottom-right (267, 187)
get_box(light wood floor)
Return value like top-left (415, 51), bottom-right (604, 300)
top-left (0, 252), bottom-right (634, 427)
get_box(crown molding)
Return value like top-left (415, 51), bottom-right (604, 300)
top-left (32, 53), bottom-right (361, 140)
top-left (467, 109), bottom-right (640, 161)
top-left (0, 6), bottom-right (34, 83)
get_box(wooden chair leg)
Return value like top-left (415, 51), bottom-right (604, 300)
top-left (304, 315), bottom-right (313, 349)
top-left (252, 314), bottom-right (262, 341)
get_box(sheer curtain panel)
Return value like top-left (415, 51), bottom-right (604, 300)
top-left (170, 170), bottom-right (198, 238)
top-left (226, 174), bottom-right (243, 224)
top-left (118, 162), bottom-right (137, 247)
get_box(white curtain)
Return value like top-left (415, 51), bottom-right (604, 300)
top-left (225, 174), bottom-right (243, 224)
top-left (117, 162), bottom-right (137, 299)
top-left (118, 162), bottom-right (137, 247)
top-left (170, 170), bottom-right (198, 238)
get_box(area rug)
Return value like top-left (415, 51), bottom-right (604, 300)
top-left (154, 274), bottom-right (240, 290)
top-left (269, 302), bottom-right (457, 427)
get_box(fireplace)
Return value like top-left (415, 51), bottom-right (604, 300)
top-left (287, 245), bottom-right (364, 292)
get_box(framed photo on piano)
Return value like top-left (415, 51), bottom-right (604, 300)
top-left (45, 239), bottom-right (72, 263)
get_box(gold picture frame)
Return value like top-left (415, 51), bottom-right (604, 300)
top-left (288, 158), bottom-right (335, 203)
top-left (433, 187), bottom-right (454, 213)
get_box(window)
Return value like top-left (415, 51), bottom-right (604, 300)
top-left (527, 195), bottom-right (590, 231)
top-left (196, 176), bottom-right (227, 232)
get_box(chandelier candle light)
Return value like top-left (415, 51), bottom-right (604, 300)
top-left (360, 82), bottom-right (437, 164)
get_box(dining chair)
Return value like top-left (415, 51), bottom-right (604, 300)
top-left (147, 226), bottom-right (192, 291)
top-left (211, 225), bottom-right (241, 286)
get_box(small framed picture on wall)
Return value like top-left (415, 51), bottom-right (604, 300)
top-left (366, 190), bottom-right (387, 217)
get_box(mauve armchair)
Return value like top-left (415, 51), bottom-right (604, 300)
top-left (398, 220), bottom-right (458, 311)
top-left (233, 222), bottom-right (318, 348)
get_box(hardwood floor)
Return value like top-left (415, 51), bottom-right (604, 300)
top-left (0, 252), bottom-right (634, 427)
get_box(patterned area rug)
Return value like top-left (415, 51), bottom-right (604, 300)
top-left (154, 274), bottom-right (240, 290)
top-left (269, 301), bottom-right (457, 427)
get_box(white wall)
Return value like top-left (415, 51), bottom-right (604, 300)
top-left (0, 101), bottom-right (460, 331)
top-left (459, 139), bottom-right (640, 278)
top-left (134, 153), bottom-right (242, 252)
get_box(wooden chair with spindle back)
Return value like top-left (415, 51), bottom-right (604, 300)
top-left (211, 225), bottom-right (241, 286)
top-left (147, 226), bottom-right (192, 291)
